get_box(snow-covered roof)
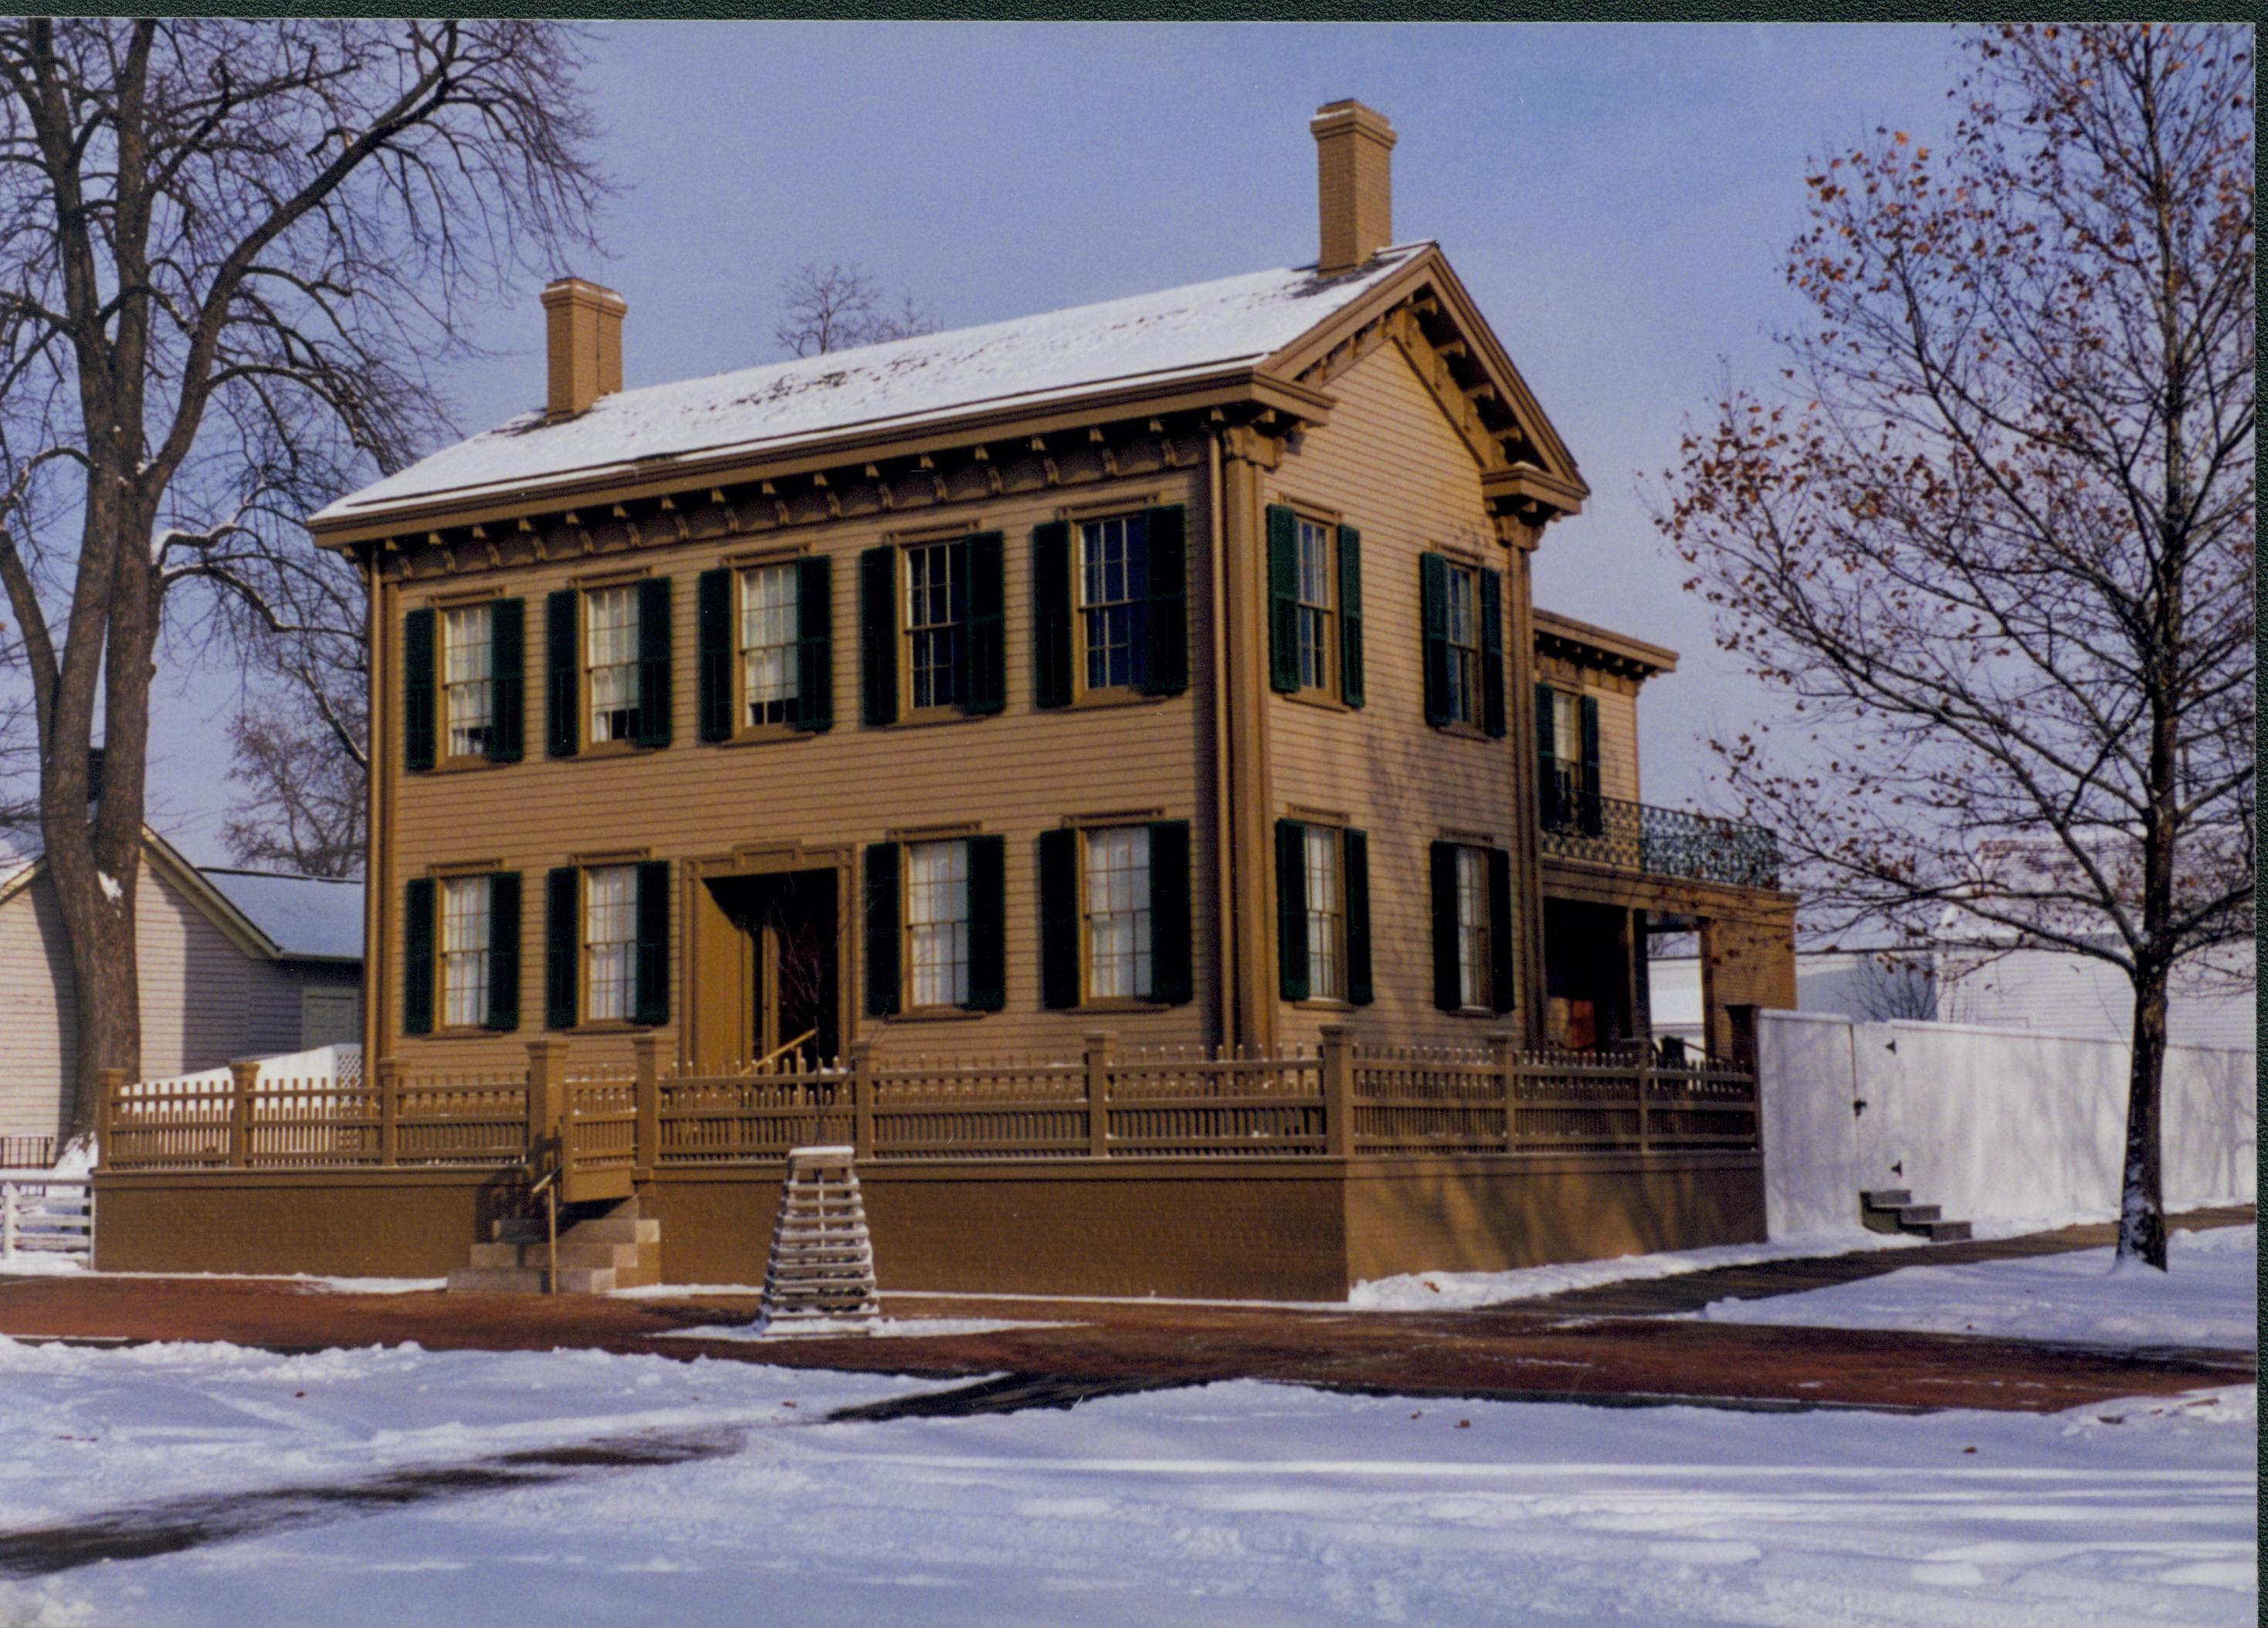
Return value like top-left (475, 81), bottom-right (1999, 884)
top-left (198, 869), bottom-right (364, 963)
top-left (314, 246), bottom-right (1430, 524)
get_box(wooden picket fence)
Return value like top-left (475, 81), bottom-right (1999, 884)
top-left (100, 1027), bottom-right (1758, 1180)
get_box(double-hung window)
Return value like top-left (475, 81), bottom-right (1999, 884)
top-left (583, 864), bottom-right (638, 1022)
top-left (1304, 826), bottom-right (1345, 1001)
top-left (585, 586), bottom-right (641, 743)
top-left (904, 839), bottom-right (971, 1008)
top-left (1442, 565), bottom-right (1482, 727)
top-left (441, 605), bottom-right (494, 760)
top-left (904, 543), bottom-right (966, 711)
top-left (1454, 846), bottom-right (1491, 1010)
top-left (1274, 819), bottom-right (1370, 1006)
top-left (738, 564), bottom-right (799, 728)
top-left (1079, 515), bottom-right (1149, 692)
top-left (440, 876), bottom-right (492, 1028)
top-left (1295, 517), bottom-right (1335, 693)
top-left (1083, 826), bottom-right (1152, 1000)
top-left (1551, 689), bottom-right (1583, 820)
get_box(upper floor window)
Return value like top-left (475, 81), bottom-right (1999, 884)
top-left (1295, 517), bottom-right (1335, 692)
top-left (904, 542), bottom-right (967, 711)
top-left (738, 564), bottom-right (800, 728)
top-left (440, 875), bottom-right (492, 1028)
top-left (1080, 514), bottom-right (1149, 691)
top-left (585, 586), bottom-right (641, 744)
top-left (1422, 552), bottom-right (1504, 738)
top-left (1441, 565), bottom-right (1483, 727)
top-left (441, 605), bottom-right (494, 760)
top-left (904, 839), bottom-right (971, 1009)
top-left (1083, 825), bottom-right (1152, 1000)
top-left (1265, 506), bottom-right (1364, 707)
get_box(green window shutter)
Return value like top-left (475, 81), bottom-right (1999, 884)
top-left (1534, 683), bottom-right (1558, 828)
top-left (1579, 694), bottom-right (1603, 836)
top-left (402, 877), bottom-right (435, 1036)
top-left (632, 859), bottom-right (670, 1026)
top-left (1419, 553), bottom-right (1451, 727)
top-left (485, 871), bottom-right (521, 1031)
top-left (1337, 525), bottom-right (1365, 708)
top-left (964, 531), bottom-right (1006, 715)
top-left (1275, 819), bottom-right (1309, 1002)
top-left (635, 577), bottom-right (673, 749)
top-left (863, 843), bottom-right (900, 1016)
top-left (1480, 567), bottom-right (1506, 739)
top-left (1342, 828), bottom-right (1373, 1006)
top-left (1143, 505), bottom-right (1188, 697)
top-left (859, 545), bottom-right (897, 726)
top-left (1032, 522), bottom-right (1074, 710)
top-left (1266, 505), bottom-right (1300, 694)
top-left (488, 599), bottom-right (525, 763)
top-left (402, 609), bottom-right (436, 772)
top-left (696, 568), bottom-right (733, 743)
top-left (795, 555), bottom-right (834, 731)
top-left (1148, 820), bottom-right (1192, 1005)
top-left (964, 833), bottom-right (1006, 1009)
top-left (1429, 841), bottom-right (1461, 1012)
top-left (1487, 846), bottom-right (1516, 1014)
top-left (1038, 828), bottom-right (1081, 1009)
top-left (544, 868), bottom-right (579, 1030)
top-left (546, 590), bottom-right (579, 758)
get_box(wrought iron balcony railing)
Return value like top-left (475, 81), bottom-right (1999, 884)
top-left (1539, 776), bottom-right (1781, 890)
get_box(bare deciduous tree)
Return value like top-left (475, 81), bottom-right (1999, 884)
top-left (222, 688), bottom-right (367, 880)
top-left (773, 260), bottom-right (937, 358)
top-left (1656, 24), bottom-right (2254, 1268)
top-left (0, 19), bottom-right (605, 1132)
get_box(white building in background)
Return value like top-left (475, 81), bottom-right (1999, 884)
top-left (0, 827), bottom-right (363, 1155)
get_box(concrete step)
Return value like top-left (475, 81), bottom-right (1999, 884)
top-left (1895, 1203), bottom-right (1941, 1226)
top-left (555, 1267), bottom-right (618, 1294)
top-left (1920, 1219), bottom-right (1973, 1243)
top-left (465, 1242), bottom-right (527, 1270)
top-left (492, 1217), bottom-right (547, 1245)
top-left (564, 1216), bottom-right (660, 1246)
top-left (1859, 1189), bottom-right (1913, 1211)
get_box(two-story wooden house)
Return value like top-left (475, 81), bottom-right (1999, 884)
top-left (94, 103), bottom-right (1795, 1297)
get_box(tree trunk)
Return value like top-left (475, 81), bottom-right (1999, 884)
top-left (2115, 959), bottom-right (2171, 1270)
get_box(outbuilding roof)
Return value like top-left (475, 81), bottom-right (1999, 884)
top-left (314, 247), bottom-right (1430, 527)
top-left (198, 868), bottom-right (364, 963)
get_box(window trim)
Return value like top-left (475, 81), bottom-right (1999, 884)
top-left (1078, 823), bottom-right (1154, 1005)
top-left (898, 540), bottom-right (968, 721)
top-left (580, 862), bottom-right (640, 1026)
top-left (436, 873), bottom-right (493, 1032)
top-left (900, 836), bottom-right (974, 1015)
top-left (580, 583), bottom-right (645, 752)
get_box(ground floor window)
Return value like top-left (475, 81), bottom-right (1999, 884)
top-left (905, 839), bottom-right (971, 1008)
top-left (584, 863), bottom-right (637, 1021)
top-left (440, 875), bottom-right (491, 1028)
top-left (1083, 825), bottom-right (1152, 999)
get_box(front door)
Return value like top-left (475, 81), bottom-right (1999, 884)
top-left (697, 870), bottom-right (839, 1070)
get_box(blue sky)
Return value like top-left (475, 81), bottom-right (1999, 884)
top-left (144, 21), bottom-right (1970, 863)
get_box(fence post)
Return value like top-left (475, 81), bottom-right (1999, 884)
top-left (1487, 1030), bottom-right (1517, 1154)
top-left (377, 1057), bottom-right (400, 1166)
top-left (97, 1067), bottom-right (124, 1172)
top-left (1320, 1024), bottom-right (1352, 1158)
top-left (2, 1182), bottom-right (15, 1263)
top-left (848, 1041), bottom-right (874, 1161)
top-left (227, 1059), bottom-right (259, 1168)
top-left (525, 1036), bottom-right (568, 1169)
top-left (1636, 1045), bottom-right (1653, 1156)
top-left (632, 1031), bottom-right (662, 1174)
top-left (1084, 1031), bottom-right (1114, 1158)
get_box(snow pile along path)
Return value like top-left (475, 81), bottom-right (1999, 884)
top-left (1697, 1223), bottom-right (2258, 1350)
top-left (0, 1336), bottom-right (2253, 1627)
top-left (1351, 1228), bottom-right (1917, 1311)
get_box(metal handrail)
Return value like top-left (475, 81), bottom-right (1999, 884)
top-left (1539, 781), bottom-right (1781, 890)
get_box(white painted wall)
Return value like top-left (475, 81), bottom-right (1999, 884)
top-left (1937, 942), bottom-right (2256, 1050)
top-left (1758, 1009), bottom-right (2256, 1238)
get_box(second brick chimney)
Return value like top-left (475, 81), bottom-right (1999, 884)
top-left (1310, 100), bottom-right (1396, 276)
top-left (541, 276), bottom-right (626, 420)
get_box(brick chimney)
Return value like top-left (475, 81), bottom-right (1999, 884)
top-left (540, 276), bottom-right (626, 420)
top-left (1310, 100), bottom-right (1396, 276)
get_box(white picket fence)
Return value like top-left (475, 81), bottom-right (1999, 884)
top-left (1, 1179), bottom-right (92, 1263)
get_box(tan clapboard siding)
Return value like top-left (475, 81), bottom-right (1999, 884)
top-left (1534, 650), bottom-right (1643, 803)
top-left (388, 468), bottom-right (1220, 1069)
top-left (1261, 339), bottom-right (1524, 1048)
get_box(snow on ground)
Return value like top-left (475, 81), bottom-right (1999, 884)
top-left (659, 1316), bottom-right (1077, 1341)
top-left (1698, 1226), bottom-right (2258, 1351)
top-left (1351, 1229), bottom-right (1921, 1311)
top-left (0, 1337), bottom-right (2252, 1628)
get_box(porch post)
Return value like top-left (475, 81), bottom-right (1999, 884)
top-left (97, 1067), bottom-right (124, 1172)
top-left (525, 1036), bottom-right (568, 1168)
top-left (1320, 1023), bottom-right (1352, 1158)
top-left (848, 1041), bottom-right (874, 1161)
top-left (632, 1031), bottom-right (663, 1174)
top-left (377, 1057), bottom-right (400, 1166)
top-left (227, 1059), bottom-right (259, 1168)
top-left (1083, 1031), bottom-right (1114, 1158)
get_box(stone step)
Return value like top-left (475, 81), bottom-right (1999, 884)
top-left (1895, 1203), bottom-right (1941, 1226)
top-left (1859, 1189), bottom-right (1913, 1211)
top-left (466, 1242), bottom-right (527, 1270)
top-left (1920, 1219), bottom-right (1972, 1243)
top-left (555, 1266), bottom-right (618, 1294)
top-left (492, 1217), bottom-right (547, 1245)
